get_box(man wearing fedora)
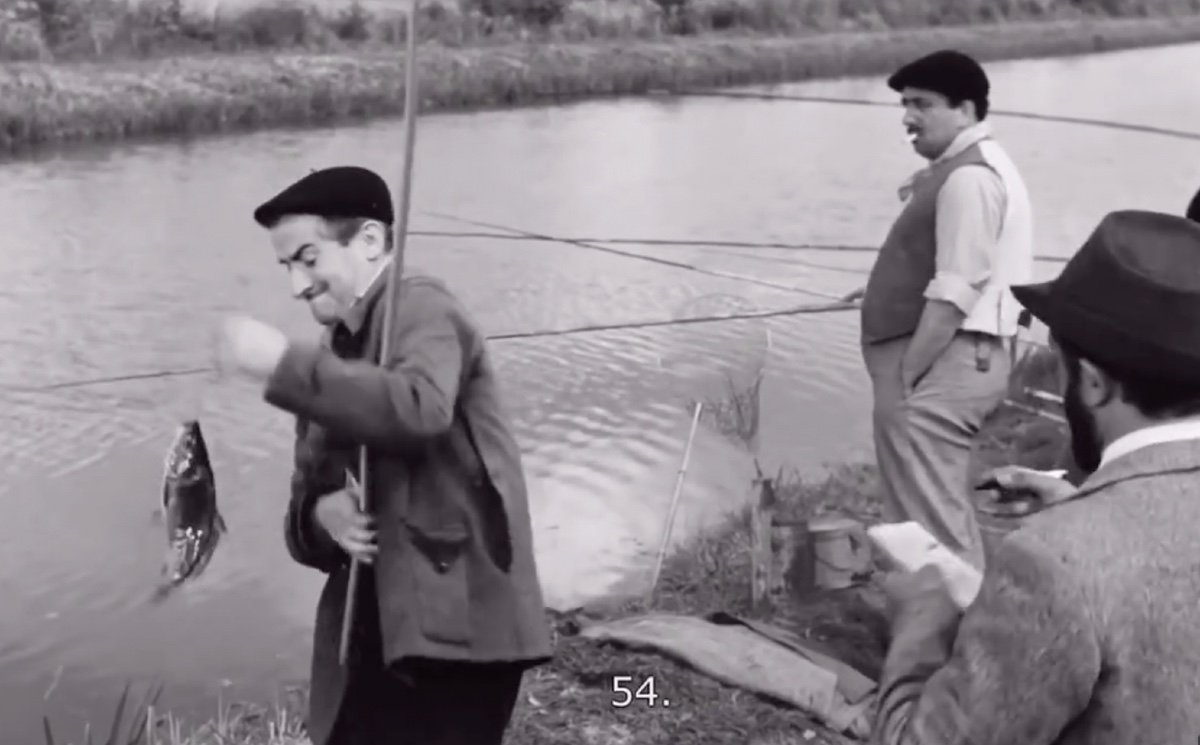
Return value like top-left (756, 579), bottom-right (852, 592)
top-left (979, 181), bottom-right (1200, 504)
top-left (217, 166), bottom-right (553, 745)
top-left (845, 49), bottom-right (1034, 571)
top-left (872, 210), bottom-right (1200, 745)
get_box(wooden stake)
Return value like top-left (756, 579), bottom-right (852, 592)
top-left (646, 402), bottom-right (703, 601)
top-left (749, 473), bottom-right (776, 608)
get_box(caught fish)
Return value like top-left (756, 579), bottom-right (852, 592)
top-left (153, 420), bottom-right (226, 601)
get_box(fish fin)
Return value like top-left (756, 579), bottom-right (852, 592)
top-left (215, 512), bottom-right (228, 533)
top-left (149, 583), bottom-right (176, 605)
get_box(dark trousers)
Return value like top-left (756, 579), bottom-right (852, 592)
top-left (328, 657), bottom-right (525, 745)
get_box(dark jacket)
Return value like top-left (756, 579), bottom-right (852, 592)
top-left (264, 271), bottom-right (553, 745)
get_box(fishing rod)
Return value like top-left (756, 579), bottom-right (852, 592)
top-left (679, 89), bottom-right (1200, 144)
top-left (339, 0), bottom-right (422, 667)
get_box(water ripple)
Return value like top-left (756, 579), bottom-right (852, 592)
top-left (4, 42), bottom-right (1200, 743)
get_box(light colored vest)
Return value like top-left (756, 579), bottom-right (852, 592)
top-left (861, 137), bottom-right (1033, 344)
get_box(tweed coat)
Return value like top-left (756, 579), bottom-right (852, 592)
top-left (873, 436), bottom-right (1200, 745)
top-left (264, 272), bottom-right (553, 745)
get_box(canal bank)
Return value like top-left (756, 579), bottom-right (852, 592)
top-left (4, 14), bottom-right (1200, 157)
top-left (84, 368), bottom-right (1068, 745)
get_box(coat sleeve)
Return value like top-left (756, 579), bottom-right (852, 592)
top-left (283, 417), bottom-right (347, 574)
top-left (872, 531), bottom-right (1103, 745)
top-left (263, 281), bottom-right (466, 452)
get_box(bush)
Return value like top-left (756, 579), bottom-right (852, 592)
top-left (554, 0), bottom-right (664, 40)
top-left (0, 18), bottom-right (50, 58)
top-left (4, 0), bottom-right (1200, 61)
top-left (464, 0), bottom-right (571, 26)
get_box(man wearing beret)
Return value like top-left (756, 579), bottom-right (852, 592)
top-left (844, 49), bottom-right (1034, 571)
top-left (217, 165), bottom-right (552, 745)
top-left (872, 209), bottom-right (1200, 745)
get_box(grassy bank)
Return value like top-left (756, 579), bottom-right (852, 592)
top-left (54, 344), bottom-right (1068, 744)
top-left (3, 3), bottom-right (1200, 156)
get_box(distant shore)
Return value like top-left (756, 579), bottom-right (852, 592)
top-left (3, 14), bottom-right (1200, 157)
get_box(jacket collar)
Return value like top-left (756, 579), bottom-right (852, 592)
top-left (1099, 416), bottom-right (1200, 470)
top-left (933, 121), bottom-right (992, 164)
top-left (1063, 436), bottom-right (1200, 506)
top-left (339, 257), bottom-right (393, 337)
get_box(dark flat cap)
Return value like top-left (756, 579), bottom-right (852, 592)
top-left (253, 166), bottom-right (393, 227)
top-left (888, 49), bottom-right (989, 105)
top-left (1012, 209), bottom-right (1200, 383)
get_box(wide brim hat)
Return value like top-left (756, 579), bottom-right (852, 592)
top-left (1012, 209), bottom-right (1200, 383)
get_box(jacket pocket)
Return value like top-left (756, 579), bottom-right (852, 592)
top-left (406, 522), bottom-right (472, 646)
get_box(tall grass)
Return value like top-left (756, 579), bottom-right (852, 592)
top-left (0, 0), bottom-right (1198, 154)
top-left (2, 0), bottom-right (1200, 61)
top-left (42, 683), bottom-right (307, 745)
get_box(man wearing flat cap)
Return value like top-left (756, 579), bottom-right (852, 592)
top-left (217, 165), bottom-right (552, 745)
top-left (845, 49), bottom-right (1034, 572)
top-left (871, 209), bottom-right (1200, 745)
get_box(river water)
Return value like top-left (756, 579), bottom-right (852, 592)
top-left (2, 40), bottom-right (1198, 741)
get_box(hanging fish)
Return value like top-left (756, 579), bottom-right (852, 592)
top-left (152, 419), bottom-right (227, 602)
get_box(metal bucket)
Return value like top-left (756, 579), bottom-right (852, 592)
top-left (808, 516), bottom-right (872, 590)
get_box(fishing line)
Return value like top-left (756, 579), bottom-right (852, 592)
top-left (4, 300), bottom-right (860, 393)
top-left (678, 89), bottom-right (1200, 144)
top-left (422, 211), bottom-right (848, 302)
top-left (408, 229), bottom-right (1070, 264)
top-left (19, 90), bottom-right (1109, 395)
top-left (7, 298), bottom-right (1052, 394)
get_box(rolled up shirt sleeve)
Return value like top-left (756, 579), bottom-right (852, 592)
top-left (924, 164), bottom-right (1006, 316)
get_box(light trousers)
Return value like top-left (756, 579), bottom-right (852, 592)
top-left (863, 332), bottom-right (1011, 572)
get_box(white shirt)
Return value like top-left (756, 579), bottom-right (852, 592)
top-left (917, 122), bottom-right (1035, 337)
top-left (1099, 416), bottom-right (1200, 469)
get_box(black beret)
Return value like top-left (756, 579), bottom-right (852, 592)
top-left (253, 165), bottom-right (394, 227)
top-left (887, 49), bottom-right (989, 104)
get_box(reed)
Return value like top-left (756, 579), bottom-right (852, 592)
top-left (41, 682), bottom-right (306, 745)
top-left (2, 9), bottom-right (1200, 155)
top-left (50, 343), bottom-right (1067, 744)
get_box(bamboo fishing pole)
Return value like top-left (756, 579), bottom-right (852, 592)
top-left (339, 0), bottom-right (423, 667)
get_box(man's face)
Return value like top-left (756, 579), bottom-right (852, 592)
top-left (900, 86), bottom-right (973, 161)
top-left (269, 215), bottom-right (380, 326)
